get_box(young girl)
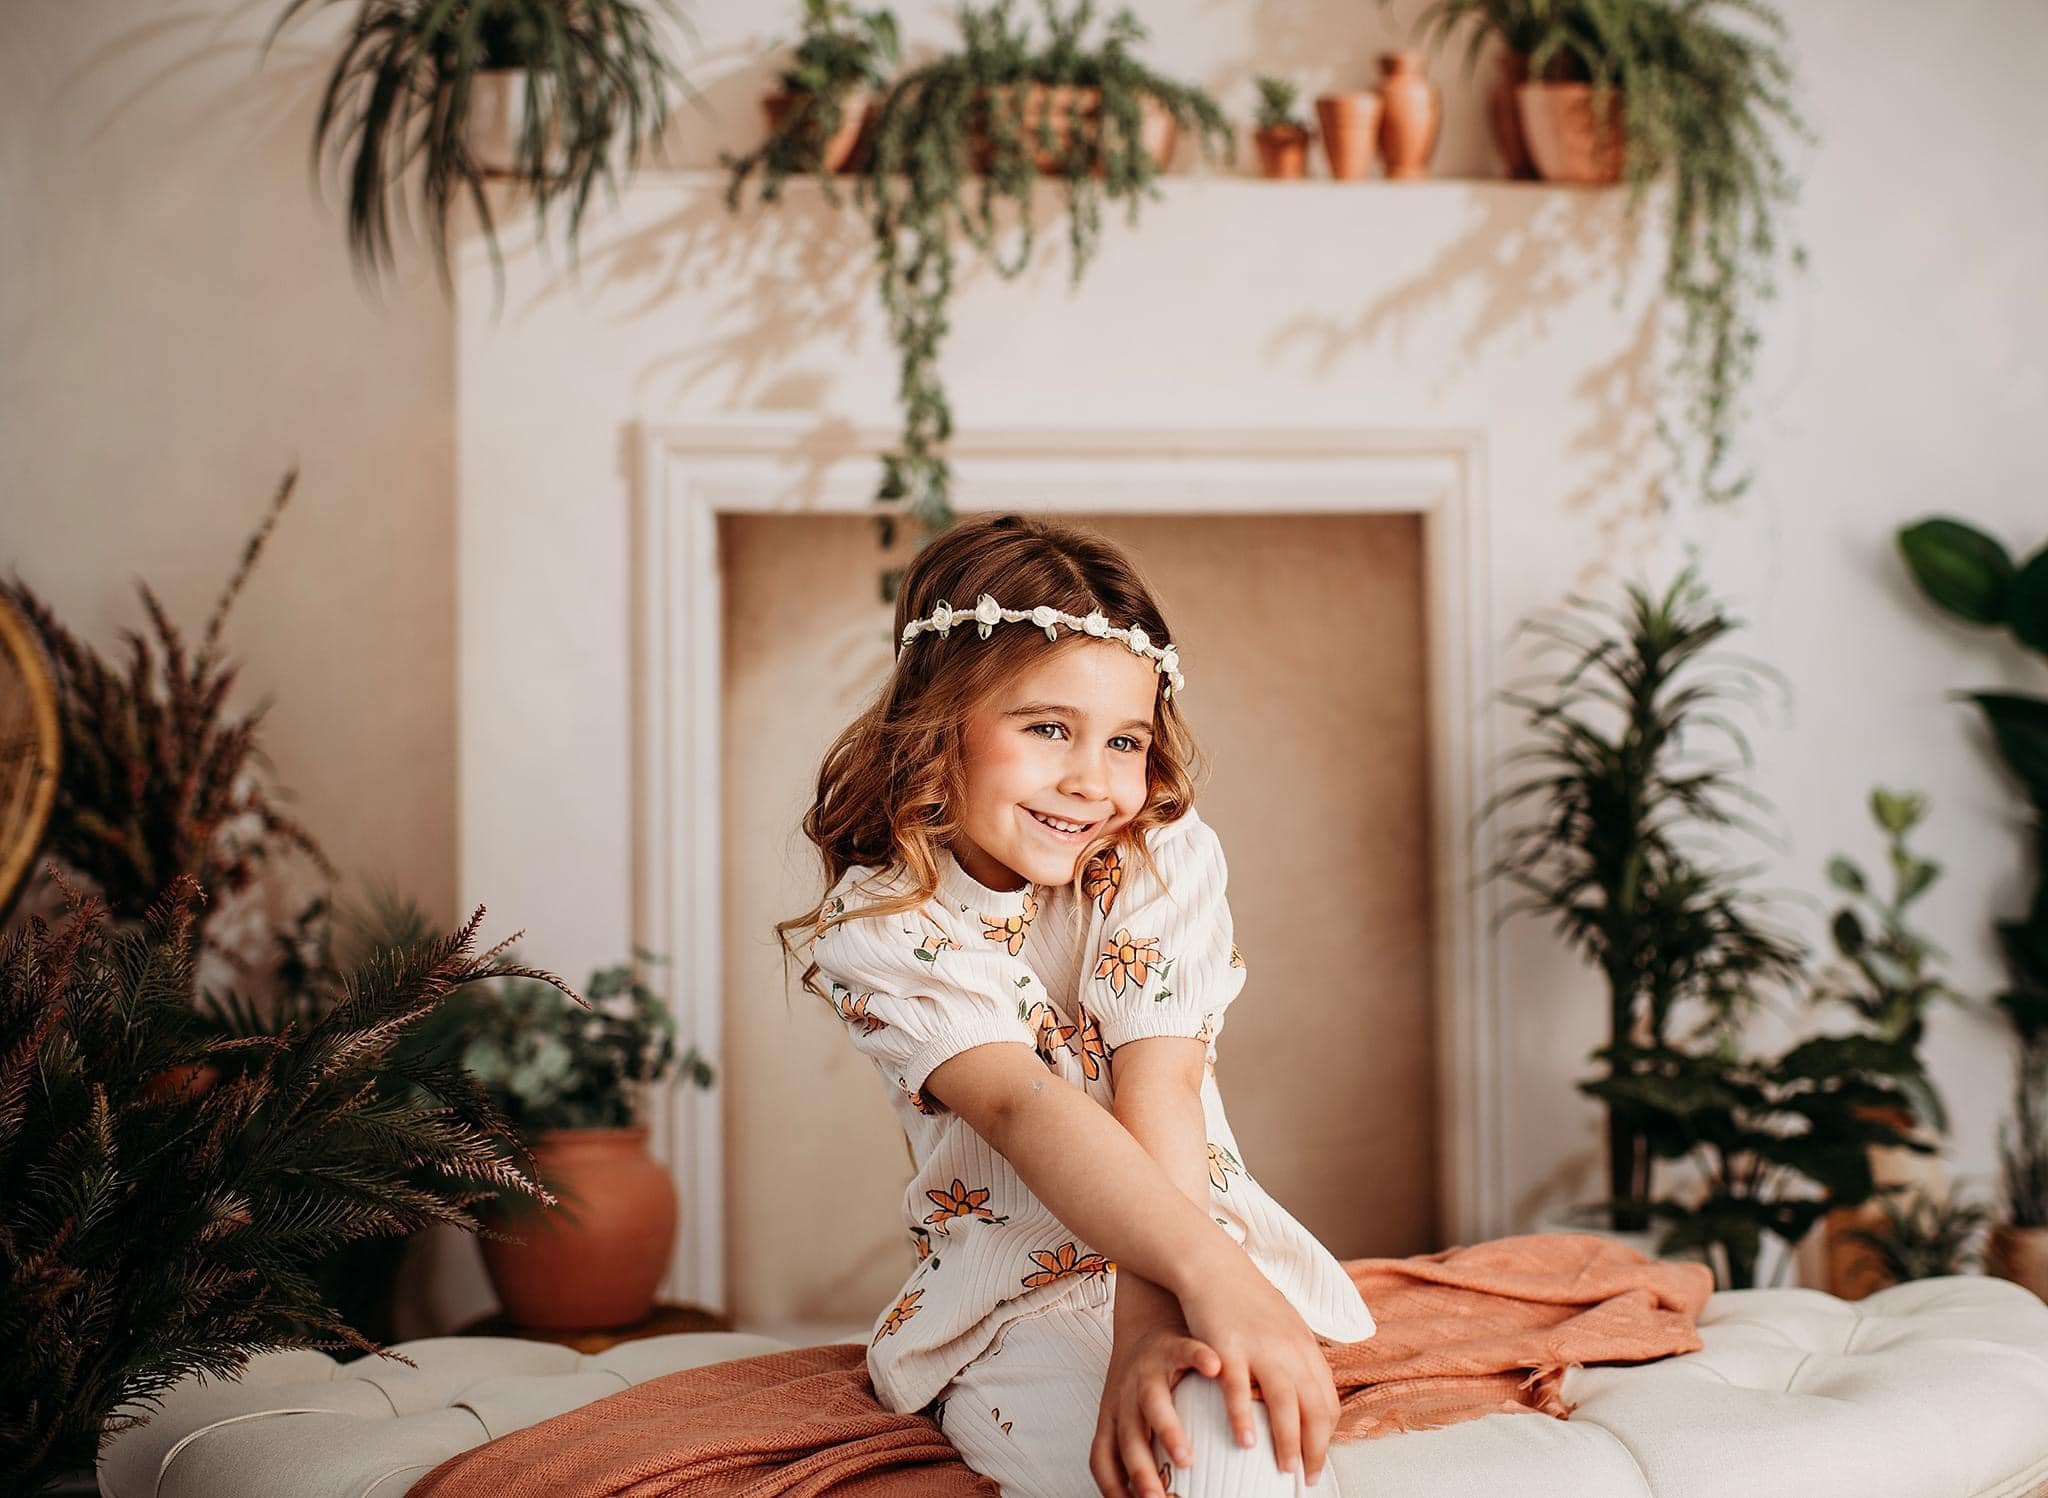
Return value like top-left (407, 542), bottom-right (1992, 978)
top-left (777, 514), bottom-right (1377, 1498)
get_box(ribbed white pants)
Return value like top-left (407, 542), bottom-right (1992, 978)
top-left (931, 1274), bottom-right (1334, 1498)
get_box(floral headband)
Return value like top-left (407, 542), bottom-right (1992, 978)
top-left (897, 592), bottom-right (1185, 700)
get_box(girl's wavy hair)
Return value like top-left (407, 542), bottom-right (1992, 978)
top-left (774, 512), bottom-right (1206, 1004)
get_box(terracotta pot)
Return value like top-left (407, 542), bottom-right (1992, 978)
top-left (466, 69), bottom-right (565, 181)
top-left (142, 1063), bottom-right (220, 1103)
top-left (1986, 1224), bottom-right (2048, 1303)
top-left (1314, 92), bottom-right (1381, 181)
top-left (1822, 1103), bottom-right (1948, 1299)
top-left (1252, 124), bottom-right (1310, 180)
top-left (763, 88), bottom-right (870, 174)
top-left (1375, 51), bottom-right (1440, 180)
top-left (480, 1125), bottom-right (678, 1330)
top-left (970, 85), bottom-right (1175, 176)
top-left (1489, 52), bottom-right (1537, 179)
top-left (1515, 81), bottom-right (1625, 185)
top-left (839, 96), bottom-right (882, 175)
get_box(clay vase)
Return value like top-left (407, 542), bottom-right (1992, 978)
top-left (480, 1125), bottom-right (679, 1330)
top-left (1515, 82), bottom-right (1626, 185)
top-left (1252, 123), bottom-right (1310, 180)
top-left (1490, 52), bottom-right (1538, 179)
top-left (762, 88), bottom-right (870, 174)
top-left (1986, 1224), bottom-right (2048, 1304)
top-left (839, 96), bottom-right (882, 175)
top-left (1314, 92), bottom-right (1381, 181)
top-left (1375, 51), bottom-right (1440, 180)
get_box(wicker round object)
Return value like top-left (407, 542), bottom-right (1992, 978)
top-left (0, 591), bottom-right (61, 917)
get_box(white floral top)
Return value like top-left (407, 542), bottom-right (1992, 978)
top-left (805, 806), bottom-right (1378, 1415)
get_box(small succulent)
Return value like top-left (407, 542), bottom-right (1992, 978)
top-left (1252, 76), bottom-right (1306, 133)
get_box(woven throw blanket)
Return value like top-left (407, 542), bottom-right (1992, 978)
top-left (409, 1232), bottom-right (1713, 1498)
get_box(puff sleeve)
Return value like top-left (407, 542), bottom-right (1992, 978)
top-left (1087, 810), bottom-right (1247, 1052)
top-left (810, 898), bottom-right (1043, 1109)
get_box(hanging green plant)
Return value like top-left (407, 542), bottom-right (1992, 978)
top-left (269, 0), bottom-right (692, 293)
top-left (722, 0), bottom-right (900, 208)
top-left (1401, 0), bottom-right (1811, 508)
top-left (728, 0), bottom-right (1234, 602)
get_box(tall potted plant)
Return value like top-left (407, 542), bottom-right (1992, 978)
top-left (455, 956), bottom-right (716, 1329)
top-left (268, 0), bottom-right (691, 291)
top-left (724, 0), bottom-right (900, 205)
top-left (1896, 514), bottom-right (2048, 1299)
top-left (1398, 0), bottom-right (1810, 509)
top-left (729, 0), bottom-right (1234, 603)
top-left (1482, 569), bottom-right (1808, 1240)
top-left (0, 880), bottom-right (562, 1497)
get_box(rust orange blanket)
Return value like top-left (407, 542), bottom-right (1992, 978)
top-left (410, 1233), bottom-right (1714, 1498)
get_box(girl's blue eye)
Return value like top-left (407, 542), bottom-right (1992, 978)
top-left (1026, 722), bottom-right (1146, 754)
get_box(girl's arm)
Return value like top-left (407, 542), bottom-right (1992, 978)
top-left (1105, 1038), bottom-right (1212, 1337)
top-left (923, 1039), bottom-right (1245, 1305)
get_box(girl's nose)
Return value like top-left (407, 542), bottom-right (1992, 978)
top-left (1060, 750), bottom-right (1109, 802)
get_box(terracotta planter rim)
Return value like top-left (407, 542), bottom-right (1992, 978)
top-left (1254, 122), bottom-right (1311, 142)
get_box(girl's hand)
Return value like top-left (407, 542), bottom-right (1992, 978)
top-left (1177, 1261), bottom-right (1341, 1488)
top-left (1089, 1322), bottom-right (1221, 1498)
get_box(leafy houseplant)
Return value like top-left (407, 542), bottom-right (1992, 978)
top-left (726, 0), bottom-right (1233, 604)
top-left (0, 879), bottom-right (564, 1496)
top-left (1482, 569), bottom-right (1807, 1236)
top-left (1583, 1034), bottom-right (1931, 1289)
top-left (269, 0), bottom-right (690, 291)
top-left (454, 957), bottom-right (716, 1328)
top-left (1403, 0), bottom-right (1810, 510)
top-left (1251, 76), bottom-right (1311, 179)
top-left (1897, 515), bottom-right (2048, 1298)
top-left (1809, 787), bottom-right (1964, 1136)
top-left (723, 0), bottom-right (900, 205)
top-left (1, 470), bottom-right (333, 975)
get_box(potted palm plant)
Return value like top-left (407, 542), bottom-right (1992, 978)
top-left (268, 0), bottom-right (691, 290)
top-left (724, 0), bottom-right (900, 206)
top-left (738, 0), bottom-right (1232, 603)
top-left (1896, 514), bottom-right (2048, 1301)
top-left (0, 880), bottom-right (562, 1497)
top-left (1482, 569), bottom-right (1808, 1244)
top-left (1251, 76), bottom-right (1312, 179)
top-left (454, 955), bottom-right (716, 1329)
top-left (1398, 0), bottom-right (1809, 509)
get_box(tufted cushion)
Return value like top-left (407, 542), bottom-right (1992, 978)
top-left (99, 1279), bottom-right (2048, 1498)
top-left (1319, 1276), bottom-right (2048, 1497)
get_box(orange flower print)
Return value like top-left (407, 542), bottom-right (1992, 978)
top-left (1206, 1141), bottom-right (1244, 1193)
top-left (1195, 1013), bottom-right (1215, 1046)
top-left (911, 1226), bottom-right (935, 1261)
top-left (992, 1407), bottom-right (1013, 1436)
top-left (1083, 848), bottom-right (1123, 916)
top-left (981, 889), bottom-right (1039, 955)
top-left (1228, 943), bottom-right (1244, 969)
top-left (836, 989), bottom-right (884, 1035)
top-left (1022, 1241), bottom-right (1113, 1289)
top-left (1023, 1000), bottom-right (1077, 1066)
top-left (874, 1288), bottom-right (924, 1343)
top-left (924, 1178), bottom-right (1007, 1234)
top-left (903, 1087), bottom-right (938, 1116)
top-left (1096, 928), bottom-right (1162, 999)
top-left (1067, 1003), bottom-right (1108, 1081)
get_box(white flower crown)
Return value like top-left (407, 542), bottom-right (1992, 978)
top-left (898, 592), bottom-right (1186, 700)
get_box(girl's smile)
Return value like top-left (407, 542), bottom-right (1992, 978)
top-left (952, 639), bottom-right (1159, 892)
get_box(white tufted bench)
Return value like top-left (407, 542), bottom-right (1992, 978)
top-left (100, 1278), bottom-right (2048, 1498)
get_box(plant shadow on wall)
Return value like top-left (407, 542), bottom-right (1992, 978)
top-left (1266, 187), bottom-right (1666, 581)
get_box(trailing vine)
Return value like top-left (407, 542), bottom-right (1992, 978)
top-left (730, 0), bottom-right (1234, 601)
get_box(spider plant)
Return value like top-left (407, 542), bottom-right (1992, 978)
top-left (268, 0), bottom-right (693, 293)
top-left (722, 0), bottom-right (900, 207)
top-left (1836, 1183), bottom-right (1994, 1284)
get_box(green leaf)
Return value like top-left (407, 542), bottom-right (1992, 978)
top-left (1830, 908), bottom-right (1866, 958)
top-left (2013, 546), bottom-right (2048, 658)
top-left (1971, 693), bottom-right (2048, 809)
top-left (1825, 857), bottom-right (1866, 896)
top-left (1897, 518), bottom-right (2014, 625)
